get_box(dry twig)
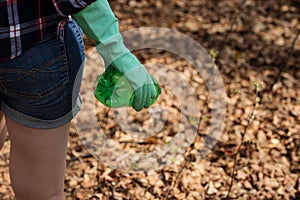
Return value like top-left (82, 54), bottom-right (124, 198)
top-left (225, 83), bottom-right (260, 199)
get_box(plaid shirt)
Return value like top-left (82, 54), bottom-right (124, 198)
top-left (0, 0), bottom-right (95, 63)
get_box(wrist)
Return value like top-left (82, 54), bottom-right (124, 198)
top-left (96, 33), bottom-right (130, 67)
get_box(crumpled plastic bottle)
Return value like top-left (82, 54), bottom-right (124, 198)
top-left (94, 65), bottom-right (161, 108)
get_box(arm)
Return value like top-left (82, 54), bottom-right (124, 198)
top-left (72, 0), bottom-right (160, 111)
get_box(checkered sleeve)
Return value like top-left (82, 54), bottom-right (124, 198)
top-left (52, 0), bottom-right (96, 17)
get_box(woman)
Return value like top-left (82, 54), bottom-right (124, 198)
top-left (0, 1), bottom-right (95, 199)
top-left (0, 0), bottom-right (157, 199)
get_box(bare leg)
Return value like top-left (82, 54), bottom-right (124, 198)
top-left (0, 111), bottom-right (7, 150)
top-left (5, 117), bottom-right (70, 200)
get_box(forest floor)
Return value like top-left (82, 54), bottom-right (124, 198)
top-left (0, 0), bottom-right (299, 199)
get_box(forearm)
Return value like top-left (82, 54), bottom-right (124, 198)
top-left (72, 0), bottom-right (129, 67)
top-left (72, 0), bottom-right (160, 111)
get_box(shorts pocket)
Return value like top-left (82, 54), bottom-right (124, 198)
top-left (0, 36), bottom-right (69, 98)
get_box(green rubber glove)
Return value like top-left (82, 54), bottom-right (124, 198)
top-left (72, 0), bottom-right (160, 111)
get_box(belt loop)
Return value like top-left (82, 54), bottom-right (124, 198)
top-left (57, 19), bottom-right (66, 41)
top-left (57, 15), bottom-right (71, 41)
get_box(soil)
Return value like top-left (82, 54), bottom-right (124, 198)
top-left (0, 0), bottom-right (299, 199)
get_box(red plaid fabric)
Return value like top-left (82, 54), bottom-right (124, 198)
top-left (0, 0), bottom-right (95, 63)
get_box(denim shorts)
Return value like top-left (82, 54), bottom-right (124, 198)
top-left (0, 19), bottom-right (85, 128)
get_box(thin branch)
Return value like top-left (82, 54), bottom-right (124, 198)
top-left (165, 157), bottom-right (188, 199)
top-left (225, 83), bottom-right (260, 199)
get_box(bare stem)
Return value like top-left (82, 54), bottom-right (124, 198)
top-left (225, 84), bottom-right (260, 199)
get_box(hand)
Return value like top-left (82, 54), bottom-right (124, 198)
top-left (110, 53), bottom-right (158, 111)
top-left (94, 60), bottom-right (160, 110)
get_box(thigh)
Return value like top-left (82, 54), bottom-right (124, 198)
top-left (6, 117), bottom-right (70, 200)
top-left (0, 19), bottom-right (85, 129)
